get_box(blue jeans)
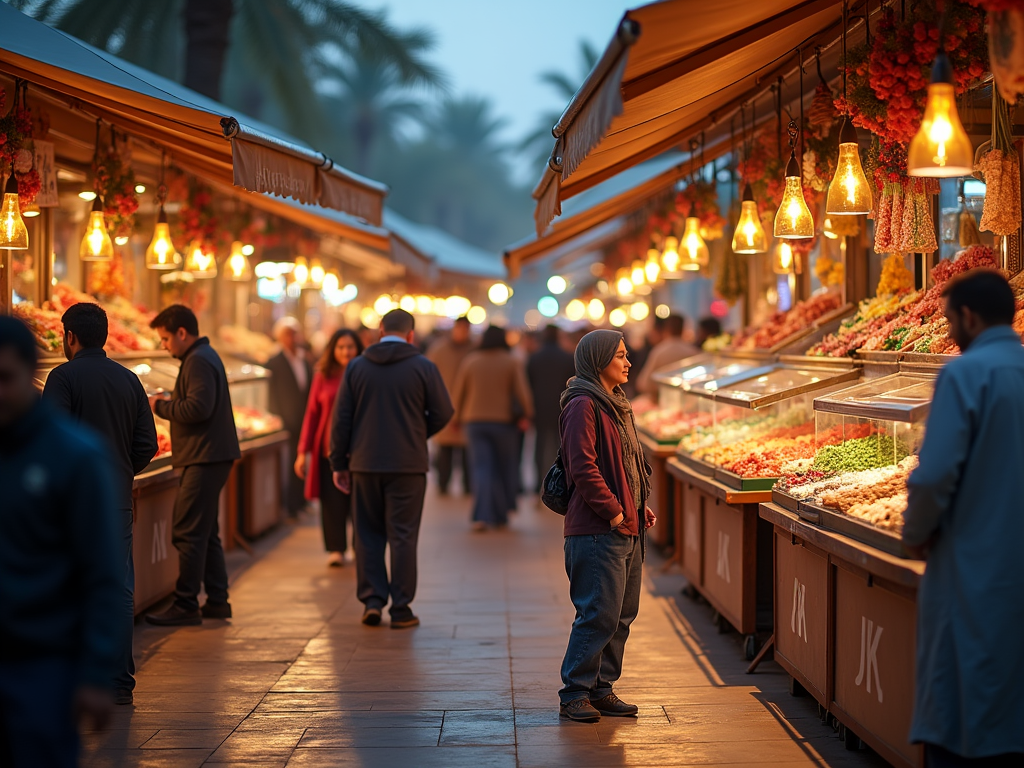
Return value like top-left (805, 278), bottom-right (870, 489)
top-left (559, 531), bottom-right (642, 705)
top-left (465, 422), bottom-right (520, 526)
top-left (0, 657), bottom-right (78, 767)
top-left (116, 508), bottom-right (136, 692)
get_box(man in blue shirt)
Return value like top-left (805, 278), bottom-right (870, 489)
top-left (903, 268), bottom-right (1024, 767)
top-left (0, 316), bottom-right (121, 767)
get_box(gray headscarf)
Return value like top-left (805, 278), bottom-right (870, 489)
top-left (560, 329), bottom-right (651, 514)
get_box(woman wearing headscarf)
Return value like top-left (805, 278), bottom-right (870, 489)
top-left (451, 325), bottom-right (534, 531)
top-left (557, 329), bottom-right (655, 722)
top-left (295, 329), bottom-right (363, 566)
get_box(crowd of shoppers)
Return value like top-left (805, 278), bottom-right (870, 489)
top-left (635, 313), bottom-right (698, 401)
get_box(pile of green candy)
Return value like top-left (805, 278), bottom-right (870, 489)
top-left (812, 434), bottom-right (909, 474)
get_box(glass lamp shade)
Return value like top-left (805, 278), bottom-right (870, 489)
top-left (80, 203), bottom-right (113, 261)
top-left (615, 268), bottom-right (634, 297)
top-left (774, 169), bottom-right (815, 239)
top-left (908, 82), bottom-right (973, 177)
top-left (630, 259), bottom-right (646, 286)
top-left (293, 256), bottom-right (310, 287)
top-left (145, 207), bottom-right (179, 269)
top-left (22, 201), bottom-right (40, 217)
top-left (0, 174), bottom-right (28, 250)
top-left (772, 241), bottom-right (794, 274)
top-left (226, 241), bottom-right (252, 281)
top-left (184, 241), bottom-right (217, 278)
top-left (680, 216), bottom-right (709, 271)
top-left (322, 271), bottom-right (340, 293)
top-left (732, 186), bottom-right (768, 254)
top-left (309, 258), bottom-right (325, 288)
top-left (827, 121), bottom-right (873, 214)
top-left (644, 248), bottom-right (661, 283)
top-left (661, 236), bottom-right (682, 277)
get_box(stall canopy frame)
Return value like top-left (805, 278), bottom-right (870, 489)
top-left (533, 0), bottom-right (847, 233)
top-left (0, 3), bottom-right (387, 226)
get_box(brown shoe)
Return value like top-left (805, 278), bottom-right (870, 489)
top-left (390, 615), bottom-right (420, 629)
top-left (362, 607), bottom-right (382, 626)
top-left (591, 693), bottom-right (638, 717)
top-left (559, 698), bottom-right (601, 722)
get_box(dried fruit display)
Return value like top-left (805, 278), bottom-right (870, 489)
top-left (12, 302), bottom-right (63, 353)
top-left (812, 433), bottom-right (909, 473)
top-left (729, 290), bottom-right (843, 350)
top-left (636, 406), bottom-right (713, 444)
top-left (48, 283), bottom-right (160, 353)
top-left (977, 90), bottom-right (1021, 235)
top-left (806, 291), bottom-right (921, 357)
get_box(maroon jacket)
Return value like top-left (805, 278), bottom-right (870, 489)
top-left (558, 395), bottom-right (640, 537)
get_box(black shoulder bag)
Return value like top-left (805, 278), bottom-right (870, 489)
top-left (541, 399), bottom-right (602, 516)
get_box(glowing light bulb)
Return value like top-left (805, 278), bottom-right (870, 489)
top-left (374, 295), bottom-right (395, 315)
top-left (0, 174), bottom-right (28, 250)
top-left (415, 295), bottom-right (434, 315)
top-left (826, 120), bottom-right (873, 215)
top-left (145, 206), bottom-right (179, 269)
top-left (22, 201), bottom-right (40, 218)
top-left (400, 294), bottom-right (416, 312)
top-left (467, 305), bottom-right (487, 325)
top-left (774, 154), bottom-right (814, 239)
top-left (629, 302), bottom-right (650, 321)
top-left (184, 241), bottom-right (217, 278)
top-left (547, 275), bottom-right (567, 294)
top-left (908, 53), bottom-right (973, 177)
top-left (322, 271), bottom-right (340, 293)
top-left (78, 190), bottom-right (97, 201)
top-left (615, 268), bottom-right (633, 297)
top-left (680, 214), bottom-right (709, 271)
top-left (241, 243), bottom-right (255, 256)
top-left (292, 257), bottom-right (309, 286)
top-left (587, 298), bottom-right (605, 321)
top-left (488, 282), bottom-right (511, 305)
top-left (661, 236), bottom-right (681, 276)
top-left (630, 260), bottom-right (646, 286)
top-left (644, 249), bottom-right (661, 282)
top-left (772, 242), bottom-right (794, 274)
top-left (80, 198), bottom-right (112, 261)
top-left (309, 258), bottom-right (325, 288)
top-left (566, 299), bottom-right (586, 321)
top-left (226, 240), bottom-right (252, 281)
top-left (609, 308), bottom-right (628, 327)
top-left (731, 184), bottom-right (768, 254)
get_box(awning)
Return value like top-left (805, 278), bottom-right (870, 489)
top-left (534, 0), bottom-right (845, 232)
top-left (383, 210), bottom-right (506, 283)
top-left (0, 3), bottom-right (387, 225)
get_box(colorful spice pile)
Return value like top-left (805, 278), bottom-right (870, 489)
top-left (636, 406), bottom-right (713, 443)
top-left (811, 433), bottom-right (910, 473)
top-left (729, 290), bottom-right (843, 350)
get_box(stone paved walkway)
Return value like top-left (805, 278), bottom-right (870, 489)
top-left (82, 487), bottom-right (887, 768)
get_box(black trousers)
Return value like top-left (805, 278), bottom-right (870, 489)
top-left (351, 472), bottom-right (427, 620)
top-left (925, 745), bottom-right (1024, 768)
top-left (172, 462), bottom-right (234, 612)
top-left (435, 445), bottom-right (471, 493)
top-left (283, 431), bottom-right (306, 516)
top-left (534, 423), bottom-right (560, 493)
top-left (318, 457), bottom-right (350, 552)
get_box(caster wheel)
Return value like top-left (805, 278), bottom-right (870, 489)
top-left (681, 584), bottom-right (699, 600)
top-left (788, 676), bottom-right (806, 697)
top-left (840, 724), bottom-right (861, 751)
top-left (711, 611), bottom-right (729, 634)
top-left (744, 634), bottom-right (757, 661)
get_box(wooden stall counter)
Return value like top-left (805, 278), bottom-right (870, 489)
top-left (760, 503), bottom-right (925, 768)
top-left (667, 457), bottom-right (774, 658)
top-left (639, 432), bottom-right (679, 551)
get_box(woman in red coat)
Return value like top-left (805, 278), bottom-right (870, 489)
top-left (295, 329), bottom-right (363, 566)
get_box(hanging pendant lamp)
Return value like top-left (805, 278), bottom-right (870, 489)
top-left (0, 171), bottom-right (28, 250)
top-left (908, 50), bottom-right (973, 177)
top-left (732, 184), bottom-right (768, 254)
top-left (680, 205), bottom-right (709, 270)
top-left (226, 240), bottom-right (252, 281)
top-left (660, 236), bottom-right (682, 277)
top-left (772, 241), bottom-right (794, 274)
top-left (827, 119), bottom-right (873, 214)
top-left (146, 153), bottom-right (179, 270)
top-left (80, 195), bottom-right (114, 261)
top-left (184, 240), bottom-right (218, 278)
top-left (774, 121), bottom-right (814, 239)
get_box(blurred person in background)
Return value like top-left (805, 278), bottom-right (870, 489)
top-left (426, 316), bottom-right (475, 495)
top-left (267, 316), bottom-right (313, 520)
top-left (635, 314), bottom-right (698, 402)
top-left (357, 324), bottom-right (376, 352)
top-left (627, 315), bottom-right (665, 382)
top-left (42, 302), bottom-right (157, 707)
top-left (452, 325), bottom-right (534, 531)
top-left (296, 329), bottom-right (364, 567)
top-left (330, 309), bottom-right (453, 629)
top-left (527, 324), bottom-right (575, 493)
top-left (147, 305), bottom-right (241, 626)
top-left (695, 317), bottom-right (722, 350)
top-left (0, 317), bottom-right (122, 766)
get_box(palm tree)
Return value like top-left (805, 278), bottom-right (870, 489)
top-left (9, 0), bottom-right (443, 147)
top-left (518, 40), bottom-right (600, 172)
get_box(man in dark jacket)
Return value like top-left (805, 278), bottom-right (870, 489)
top-left (0, 317), bottom-right (121, 766)
top-left (330, 309), bottom-right (453, 629)
top-left (266, 316), bottom-right (312, 519)
top-left (42, 302), bottom-right (157, 706)
top-left (527, 324), bottom-right (576, 493)
top-left (147, 305), bottom-right (241, 627)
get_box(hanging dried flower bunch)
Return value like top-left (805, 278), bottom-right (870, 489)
top-left (92, 127), bottom-right (139, 239)
top-left (977, 89), bottom-right (1021, 235)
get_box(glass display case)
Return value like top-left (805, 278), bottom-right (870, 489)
top-left (676, 363), bottom-right (861, 489)
top-left (636, 353), bottom-right (764, 446)
top-left (775, 372), bottom-right (937, 548)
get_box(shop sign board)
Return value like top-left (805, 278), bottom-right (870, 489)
top-left (33, 140), bottom-right (57, 208)
top-left (774, 532), bottom-right (829, 702)
top-left (834, 565), bottom-right (919, 767)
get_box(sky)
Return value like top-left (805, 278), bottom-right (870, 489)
top-left (378, 0), bottom-right (633, 181)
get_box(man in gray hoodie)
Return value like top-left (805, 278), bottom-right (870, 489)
top-left (330, 309), bottom-right (453, 629)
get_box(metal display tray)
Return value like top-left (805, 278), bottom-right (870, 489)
top-left (799, 501), bottom-right (906, 558)
top-left (771, 488), bottom-right (801, 513)
top-left (636, 427), bottom-right (681, 448)
top-left (714, 467), bottom-right (778, 492)
top-left (675, 451), bottom-right (716, 477)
